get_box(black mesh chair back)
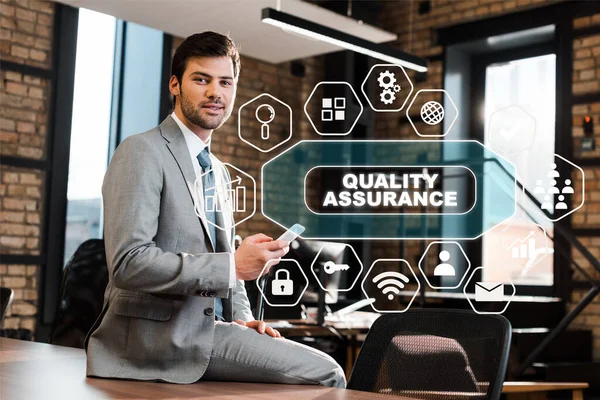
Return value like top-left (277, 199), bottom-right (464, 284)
top-left (0, 287), bottom-right (14, 324)
top-left (348, 309), bottom-right (511, 400)
top-left (49, 239), bottom-right (108, 348)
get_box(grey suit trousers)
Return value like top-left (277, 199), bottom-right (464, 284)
top-left (203, 322), bottom-right (346, 388)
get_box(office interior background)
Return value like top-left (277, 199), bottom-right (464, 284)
top-left (1, 0), bottom-right (600, 396)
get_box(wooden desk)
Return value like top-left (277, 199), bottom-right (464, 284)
top-left (502, 381), bottom-right (589, 400)
top-left (0, 338), bottom-right (413, 400)
top-left (1, 338), bottom-right (589, 400)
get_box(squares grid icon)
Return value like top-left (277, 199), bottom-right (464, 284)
top-left (322, 109), bottom-right (333, 121)
top-left (334, 98), bottom-right (346, 109)
top-left (322, 97), bottom-right (346, 122)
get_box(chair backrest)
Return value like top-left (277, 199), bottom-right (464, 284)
top-left (48, 239), bottom-right (108, 348)
top-left (348, 309), bottom-right (511, 400)
top-left (0, 287), bottom-right (14, 324)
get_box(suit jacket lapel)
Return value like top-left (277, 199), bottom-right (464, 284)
top-left (160, 116), bottom-right (214, 251)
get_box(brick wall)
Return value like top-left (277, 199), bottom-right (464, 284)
top-left (0, 0), bottom-right (53, 69)
top-left (573, 16), bottom-right (600, 95)
top-left (0, 0), bottom-right (53, 336)
top-left (569, 13), bottom-right (600, 359)
top-left (1, 70), bottom-right (49, 159)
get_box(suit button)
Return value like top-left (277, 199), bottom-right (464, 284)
top-left (204, 308), bottom-right (214, 316)
top-left (208, 291), bottom-right (216, 297)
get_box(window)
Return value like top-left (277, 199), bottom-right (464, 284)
top-left (62, 8), bottom-right (165, 267)
top-left (63, 9), bottom-right (116, 265)
top-left (482, 54), bottom-right (556, 286)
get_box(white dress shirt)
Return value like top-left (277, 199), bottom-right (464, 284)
top-left (171, 112), bottom-right (236, 289)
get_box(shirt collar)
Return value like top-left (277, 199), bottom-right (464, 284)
top-left (171, 111), bottom-right (210, 158)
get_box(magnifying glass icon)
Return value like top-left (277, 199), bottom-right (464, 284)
top-left (255, 104), bottom-right (275, 140)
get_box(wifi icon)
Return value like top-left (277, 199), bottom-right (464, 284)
top-left (372, 271), bottom-right (410, 300)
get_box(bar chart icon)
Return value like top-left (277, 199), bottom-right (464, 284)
top-left (217, 186), bottom-right (246, 213)
top-left (205, 177), bottom-right (247, 213)
top-left (507, 232), bottom-right (536, 260)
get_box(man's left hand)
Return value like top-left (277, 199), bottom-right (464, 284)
top-left (234, 320), bottom-right (282, 338)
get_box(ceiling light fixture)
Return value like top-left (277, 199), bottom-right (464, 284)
top-left (262, 8), bottom-right (428, 73)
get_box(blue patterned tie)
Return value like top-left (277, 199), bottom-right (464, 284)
top-left (197, 147), bottom-right (224, 321)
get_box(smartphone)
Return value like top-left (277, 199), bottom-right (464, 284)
top-left (277, 223), bottom-right (305, 243)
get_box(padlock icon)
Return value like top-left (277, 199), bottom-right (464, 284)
top-left (271, 269), bottom-right (294, 296)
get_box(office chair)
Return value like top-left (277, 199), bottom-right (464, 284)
top-left (0, 287), bottom-right (14, 324)
top-left (348, 309), bottom-right (511, 400)
top-left (49, 239), bottom-right (108, 348)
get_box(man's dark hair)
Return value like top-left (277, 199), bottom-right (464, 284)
top-left (171, 31), bottom-right (240, 106)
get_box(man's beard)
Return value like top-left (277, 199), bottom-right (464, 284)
top-left (179, 89), bottom-right (233, 130)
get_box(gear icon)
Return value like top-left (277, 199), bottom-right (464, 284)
top-left (377, 70), bottom-right (396, 89)
top-left (394, 85), bottom-right (401, 92)
top-left (380, 89), bottom-right (396, 105)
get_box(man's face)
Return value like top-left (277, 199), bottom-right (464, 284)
top-left (173, 56), bottom-right (237, 131)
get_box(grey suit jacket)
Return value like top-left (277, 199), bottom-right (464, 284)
top-left (84, 116), bottom-right (254, 383)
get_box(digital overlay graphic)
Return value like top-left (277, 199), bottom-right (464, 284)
top-left (228, 75), bottom-right (587, 317)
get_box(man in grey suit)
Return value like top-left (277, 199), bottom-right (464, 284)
top-left (85, 32), bottom-right (345, 388)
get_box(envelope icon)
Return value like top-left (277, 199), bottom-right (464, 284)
top-left (475, 282), bottom-right (504, 302)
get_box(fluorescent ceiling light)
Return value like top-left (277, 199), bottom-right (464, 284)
top-left (262, 8), bottom-right (428, 72)
top-left (487, 25), bottom-right (555, 47)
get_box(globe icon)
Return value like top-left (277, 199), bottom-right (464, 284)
top-left (420, 101), bottom-right (445, 125)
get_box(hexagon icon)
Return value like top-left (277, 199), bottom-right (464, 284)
top-left (406, 89), bottom-right (459, 137)
top-left (238, 93), bottom-right (292, 153)
top-left (495, 220), bottom-right (552, 277)
top-left (199, 162), bottom-right (256, 231)
top-left (463, 267), bottom-right (516, 315)
top-left (361, 259), bottom-right (420, 313)
top-left (310, 243), bottom-right (363, 292)
top-left (304, 81), bottom-right (363, 136)
top-left (487, 105), bottom-right (536, 157)
top-left (256, 259), bottom-right (308, 308)
top-left (261, 140), bottom-right (517, 240)
top-left (418, 241), bottom-right (471, 290)
top-left (535, 154), bottom-right (585, 223)
top-left (360, 64), bottom-right (414, 112)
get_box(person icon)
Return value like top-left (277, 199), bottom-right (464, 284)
top-left (548, 162), bottom-right (559, 178)
top-left (548, 179), bottom-right (560, 194)
top-left (556, 195), bottom-right (567, 210)
top-left (433, 250), bottom-right (455, 277)
top-left (541, 195), bottom-right (553, 210)
top-left (562, 179), bottom-right (574, 194)
top-left (533, 180), bottom-right (545, 194)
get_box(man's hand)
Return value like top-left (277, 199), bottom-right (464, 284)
top-left (234, 233), bottom-right (289, 281)
top-left (234, 319), bottom-right (282, 338)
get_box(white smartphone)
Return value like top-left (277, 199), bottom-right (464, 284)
top-left (277, 223), bottom-right (305, 243)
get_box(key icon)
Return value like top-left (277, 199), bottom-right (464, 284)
top-left (323, 261), bottom-right (350, 275)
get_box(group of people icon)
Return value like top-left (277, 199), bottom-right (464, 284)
top-left (533, 163), bottom-right (574, 211)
